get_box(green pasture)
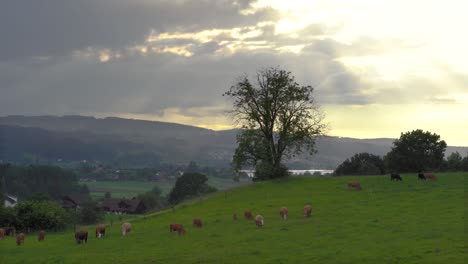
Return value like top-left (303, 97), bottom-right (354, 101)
top-left (1, 173), bottom-right (466, 263)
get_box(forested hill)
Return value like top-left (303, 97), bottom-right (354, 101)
top-left (0, 115), bottom-right (466, 168)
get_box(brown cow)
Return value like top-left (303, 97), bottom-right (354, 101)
top-left (75, 230), bottom-right (88, 244)
top-left (193, 218), bottom-right (202, 228)
top-left (280, 207), bottom-right (288, 220)
top-left (96, 224), bottom-right (106, 238)
top-left (169, 223), bottom-right (185, 235)
top-left (424, 173), bottom-right (437, 181)
top-left (255, 215), bottom-right (264, 227)
top-left (348, 182), bottom-right (362, 190)
top-left (16, 233), bottom-right (25, 246)
top-left (38, 230), bottom-right (46, 241)
top-left (304, 205), bottom-right (312, 217)
top-left (0, 228), bottom-right (5, 240)
top-left (122, 222), bottom-right (131, 236)
top-left (244, 211), bottom-right (253, 220)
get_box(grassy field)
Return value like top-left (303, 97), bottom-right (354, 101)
top-left (1, 172), bottom-right (466, 263)
top-left (83, 177), bottom-right (251, 199)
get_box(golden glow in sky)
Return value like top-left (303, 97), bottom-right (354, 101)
top-left (160, 0), bottom-right (467, 146)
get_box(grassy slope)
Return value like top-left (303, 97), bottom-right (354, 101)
top-left (1, 173), bottom-right (466, 264)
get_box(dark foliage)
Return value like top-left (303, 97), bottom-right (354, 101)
top-left (441, 152), bottom-right (468, 171)
top-left (334, 153), bottom-right (385, 176)
top-left (168, 173), bottom-right (216, 204)
top-left (6, 201), bottom-right (70, 231)
top-left (385, 129), bottom-right (447, 172)
top-left (78, 200), bottom-right (103, 225)
top-left (137, 186), bottom-right (166, 212)
top-left (2, 164), bottom-right (85, 200)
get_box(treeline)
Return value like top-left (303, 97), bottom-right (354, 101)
top-left (76, 161), bottom-right (237, 181)
top-left (1, 164), bottom-right (88, 200)
top-left (334, 130), bottom-right (468, 175)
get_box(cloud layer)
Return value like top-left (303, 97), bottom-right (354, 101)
top-left (1, 0), bottom-right (467, 144)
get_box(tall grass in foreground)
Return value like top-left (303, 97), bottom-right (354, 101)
top-left (1, 173), bottom-right (466, 264)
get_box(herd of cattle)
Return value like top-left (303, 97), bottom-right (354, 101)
top-left (0, 171), bottom-right (437, 246)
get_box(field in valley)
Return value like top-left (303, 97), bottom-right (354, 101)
top-left (1, 173), bottom-right (466, 264)
top-left (83, 177), bottom-right (251, 199)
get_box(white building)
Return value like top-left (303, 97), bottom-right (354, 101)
top-left (3, 193), bottom-right (18, 207)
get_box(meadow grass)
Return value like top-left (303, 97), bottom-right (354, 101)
top-left (1, 172), bottom-right (466, 264)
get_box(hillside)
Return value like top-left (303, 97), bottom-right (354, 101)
top-left (1, 115), bottom-right (466, 169)
top-left (0, 173), bottom-right (465, 263)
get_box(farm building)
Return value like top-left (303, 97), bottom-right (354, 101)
top-left (3, 193), bottom-right (18, 207)
top-left (61, 194), bottom-right (91, 209)
top-left (101, 198), bottom-right (146, 214)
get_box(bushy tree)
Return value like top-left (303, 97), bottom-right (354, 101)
top-left (334, 153), bottom-right (385, 176)
top-left (15, 201), bottom-right (69, 231)
top-left (78, 200), bottom-right (103, 225)
top-left (168, 173), bottom-right (216, 204)
top-left (385, 129), bottom-right (447, 172)
top-left (224, 67), bottom-right (326, 181)
top-left (442, 152), bottom-right (464, 171)
top-left (0, 206), bottom-right (16, 227)
top-left (137, 186), bottom-right (166, 212)
top-left (462, 153), bottom-right (468, 171)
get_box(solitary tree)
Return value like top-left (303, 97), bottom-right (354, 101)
top-left (385, 129), bottom-right (447, 172)
top-left (223, 67), bottom-right (326, 180)
top-left (168, 173), bottom-right (216, 204)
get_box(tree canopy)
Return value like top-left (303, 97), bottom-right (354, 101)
top-left (385, 129), bottom-right (447, 172)
top-left (168, 173), bottom-right (216, 204)
top-left (223, 67), bottom-right (326, 180)
top-left (334, 153), bottom-right (385, 176)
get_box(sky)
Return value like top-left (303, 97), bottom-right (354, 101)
top-left (1, 0), bottom-right (467, 146)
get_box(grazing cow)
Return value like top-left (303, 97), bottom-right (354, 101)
top-left (96, 224), bottom-right (106, 238)
top-left (233, 213), bottom-right (238, 220)
top-left (304, 205), bottom-right (312, 218)
top-left (169, 223), bottom-right (185, 235)
top-left (279, 207), bottom-right (288, 220)
top-left (255, 215), bottom-right (264, 227)
top-left (348, 182), bottom-right (362, 190)
top-left (390, 173), bottom-right (402, 181)
top-left (418, 171), bottom-right (426, 180)
top-left (193, 218), bottom-right (203, 228)
top-left (16, 233), bottom-right (25, 246)
top-left (244, 211), bottom-right (253, 220)
top-left (424, 172), bottom-right (437, 181)
top-left (122, 222), bottom-right (131, 236)
top-left (38, 230), bottom-right (46, 241)
top-left (0, 228), bottom-right (5, 240)
top-left (75, 230), bottom-right (88, 244)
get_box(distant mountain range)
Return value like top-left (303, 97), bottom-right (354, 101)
top-left (1, 115), bottom-right (466, 169)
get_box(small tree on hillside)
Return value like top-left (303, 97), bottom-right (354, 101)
top-left (385, 129), bottom-right (447, 172)
top-left (168, 173), bottom-right (216, 204)
top-left (223, 67), bottom-right (326, 181)
top-left (334, 153), bottom-right (385, 176)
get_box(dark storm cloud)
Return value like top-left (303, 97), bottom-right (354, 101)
top-left (0, 0), bottom-right (277, 61)
top-left (0, 45), bottom-right (373, 117)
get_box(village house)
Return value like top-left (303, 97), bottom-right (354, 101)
top-left (101, 198), bottom-right (146, 214)
top-left (3, 193), bottom-right (18, 207)
top-left (61, 194), bottom-right (91, 209)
